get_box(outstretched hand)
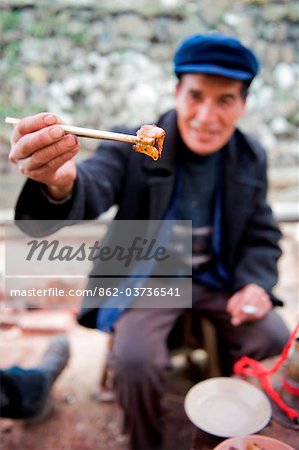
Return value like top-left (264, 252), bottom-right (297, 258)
top-left (9, 112), bottom-right (79, 200)
top-left (226, 283), bottom-right (272, 326)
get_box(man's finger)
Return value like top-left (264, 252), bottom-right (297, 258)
top-left (15, 135), bottom-right (78, 171)
top-left (9, 125), bottom-right (68, 162)
top-left (27, 149), bottom-right (78, 180)
top-left (11, 112), bottom-right (61, 145)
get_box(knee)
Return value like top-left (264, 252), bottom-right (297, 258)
top-left (250, 314), bottom-right (290, 360)
top-left (262, 324), bottom-right (289, 356)
top-left (112, 335), bottom-right (164, 381)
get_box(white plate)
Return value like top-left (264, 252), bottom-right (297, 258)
top-left (184, 377), bottom-right (272, 437)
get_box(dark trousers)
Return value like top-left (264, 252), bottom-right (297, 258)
top-left (109, 284), bottom-right (290, 449)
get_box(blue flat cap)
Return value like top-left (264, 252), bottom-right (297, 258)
top-left (174, 33), bottom-right (259, 84)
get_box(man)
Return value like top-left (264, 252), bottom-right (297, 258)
top-left (9, 34), bottom-right (290, 449)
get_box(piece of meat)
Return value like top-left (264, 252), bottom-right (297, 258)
top-left (134, 124), bottom-right (166, 160)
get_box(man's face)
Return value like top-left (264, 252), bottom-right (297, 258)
top-left (175, 74), bottom-right (247, 155)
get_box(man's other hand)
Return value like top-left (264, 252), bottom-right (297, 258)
top-left (226, 283), bottom-right (272, 326)
top-left (9, 113), bottom-right (79, 200)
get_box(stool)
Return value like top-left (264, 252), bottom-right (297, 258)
top-left (167, 312), bottom-right (221, 379)
top-left (98, 312), bottom-right (221, 398)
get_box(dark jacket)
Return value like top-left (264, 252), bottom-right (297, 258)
top-left (15, 110), bottom-right (283, 329)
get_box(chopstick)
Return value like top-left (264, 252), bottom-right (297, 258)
top-left (5, 117), bottom-right (155, 146)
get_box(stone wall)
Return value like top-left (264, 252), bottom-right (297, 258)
top-left (0, 0), bottom-right (298, 208)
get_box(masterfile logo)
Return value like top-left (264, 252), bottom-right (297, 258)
top-left (25, 237), bottom-right (170, 266)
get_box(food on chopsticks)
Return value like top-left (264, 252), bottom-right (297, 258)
top-left (5, 117), bottom-right (165, 161)
top-left (134, 124), bottom-right (166, 160)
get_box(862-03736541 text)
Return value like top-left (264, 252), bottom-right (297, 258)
top-left (9, 287), bottom-right (182, 298)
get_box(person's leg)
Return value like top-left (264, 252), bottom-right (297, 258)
top-left (0, 367), bottom-right (51, 419)
top-left (192, 284), bottom-right (290, 375)
top-left (109, 307), bottom-right (183, 450)
top-left (36, 334), bottom-right (70, 384)
top-left (0, 334), bottom-right (70, 421)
